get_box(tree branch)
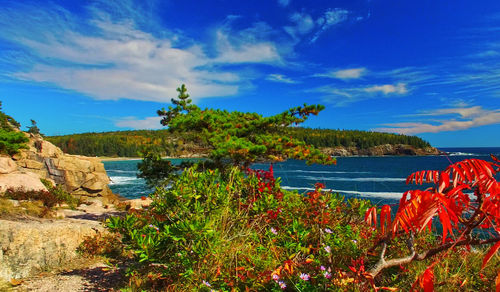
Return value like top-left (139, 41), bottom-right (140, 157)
top-left (368, 236), bottom-right (500, 278)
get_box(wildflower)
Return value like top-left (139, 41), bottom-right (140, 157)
top-left (320, 265), bottom-right (326, 271)
top-left (324, 228), bottom-right (333, 234)
top-left (202, 280), bottom-right (211, 287)
top-left (299, 273), bottom-right (310, 281)
top-left (323, 271), bottom-right (332, 279)
top-left (324, 245), bottom-right (331, 253)
top-left (351, 239), bottom-right (357, 244)
top-left (270, 227), bottom-right (278, 235)
top-left (272, 274), bottom-right (280, 281)
top-left (278, 281), bottom-right (287, 289)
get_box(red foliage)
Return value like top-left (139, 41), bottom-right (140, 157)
top-left (364, 156), bottom-right (500, 290)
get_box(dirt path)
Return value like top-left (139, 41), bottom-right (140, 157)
top-left (10, 262), bottom-right (125, 292)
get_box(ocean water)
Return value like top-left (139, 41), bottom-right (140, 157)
top-left (104, 147), bottom-right (500, 204)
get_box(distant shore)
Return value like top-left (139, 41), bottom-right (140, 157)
top-left (99, 156), bottom-right (142, 162)
top-left (99, 155), bottom-right (206, 162)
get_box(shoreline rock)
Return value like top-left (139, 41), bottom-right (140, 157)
top-left (6, 134), bottom-right (120, 204)
top-left (321, 144), bottom-right (442, 157)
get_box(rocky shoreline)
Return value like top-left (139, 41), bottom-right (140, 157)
top-left (321, 144), bottom-right (442, 157)
top-left (99, 144), bottom-right (442, 162)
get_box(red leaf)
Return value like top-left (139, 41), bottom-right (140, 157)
top-left (420, 267), bottom-right (434, 292)
top-left (438, 172), bottom-right (450, 193)
top-left (365, 207), bottom-right (377, 227)
top-left (482, 240), bottom-right (500, 270)
top-left (437, 205), bottom-right (452, 243)
top-left (380, 205), bottom-right (392, 234)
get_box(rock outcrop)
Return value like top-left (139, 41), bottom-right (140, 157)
top-left (0, 218), bottom-right (104, 280)
top-left (6, 134), bottom-right (118, 203)
top-left (322, 144), bottom-right (442, 157)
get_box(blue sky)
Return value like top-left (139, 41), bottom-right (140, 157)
top-left (1, 0), bottom-right (500, 147)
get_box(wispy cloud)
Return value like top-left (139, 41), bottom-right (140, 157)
top-left (316, 82), bottom-right (409, 106)
top-left (284, 12), bottom-right (315, 40)
top-left (364, 83), bottom-right (407, 94)
top-left (374, 106), bottom-right (500, 134)
top-left (266, 74), bottom-right (296, 84)
top-left (283, 8), bottom-right (355, 43)
top-left (317, 67), bottom-right (366, 80)
top-left (311, 9), bottom-right (349, 43)
top-left (115, 116), bottom-right (163, 130)
top-left (214, 26), bottom-right (282, 64)
top-left (0, 2), bottom-right (284, 102)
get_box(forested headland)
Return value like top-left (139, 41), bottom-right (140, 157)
top-left (46, 127), bottom-right (433, 158)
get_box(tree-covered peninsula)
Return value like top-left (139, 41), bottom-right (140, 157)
top-left (46, 125), bottom-right (435, 158)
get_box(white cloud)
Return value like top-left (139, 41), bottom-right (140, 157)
top-left (284, 12), bottom-right (315, 40)
top-left (266, 74), bottom-right (296, 84)
top-left (315, 82), bottom-right (409, 106)
top-left (277, 0), bottom-right (290, 7)
top-left (1, 2), bottom-right (284, 102)
top-left (364, 83), bottom-right (408, 94)
top-left (311, 9), bottom-right (349, 43)
top-left (214, 31), bottom-right (282, 64)
top-left (283, 8), bottom-right (355, 43)
top-left (115, 116), bottom-right (163, 130)
top-left (329, 68), bottom-right (366, 80)
top-left (374, 106), bottom-right (500, 134)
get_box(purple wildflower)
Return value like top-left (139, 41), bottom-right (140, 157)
top-left (324, 245), bottom-right (331, 253)
top-left (270, 227), bottom-right (278, 235)
top-left (299, 273), bottom-right (310, 281)
top-left (278, 281), bottom-right (287, 289)
top-left (202, 280), bottom-right (211, 287)
top-left (324, 271), bottom-right (332, 279)
top-left (324, 228), bottom-right (333, 234)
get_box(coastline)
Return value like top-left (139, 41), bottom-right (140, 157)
top-left (99, 155), bottom-right (206, 162)
top-left (99, 156), bottom-right (142, 162)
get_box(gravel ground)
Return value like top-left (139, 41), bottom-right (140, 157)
top-left (10, 262), bottom-right (124, 292)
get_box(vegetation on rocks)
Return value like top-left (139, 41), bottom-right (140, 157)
top-left (0, 101), bottom-right (28, 155)
top-left (0, 179), bottom-right (80, 219)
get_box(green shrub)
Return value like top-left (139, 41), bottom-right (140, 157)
top-left (0, 129), bottom-right (28, 155)
top-left (4, 181), bottom-right (79, 210)
top-left (107, 165), bottom-right (373, 291)
top-left (41, 179), bottom-right (79, 209)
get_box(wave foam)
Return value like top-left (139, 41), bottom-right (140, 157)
top-left (447, 152), bottom-right (476, 156)
top-left (281, 186), bottom-right (402, 199)
top-left (109, 176), bottom-right (141, 185)
top-left (276, 170), bottom-right (371, 174)
top-left (298, 175), bottom-right (405, 182)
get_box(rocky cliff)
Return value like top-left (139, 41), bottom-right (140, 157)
top-left (1, 134), bottom-right (118, 204)
top-left (321, 144), bottom-right (442, 157)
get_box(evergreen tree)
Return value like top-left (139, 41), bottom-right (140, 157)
top-left (27, 119), bottom-right (41, 135)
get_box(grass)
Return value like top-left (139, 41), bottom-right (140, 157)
top-left (0, 197), bottom-right (51, 219)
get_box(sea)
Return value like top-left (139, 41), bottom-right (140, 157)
top-left (103, 147), bottom-right (500, 205)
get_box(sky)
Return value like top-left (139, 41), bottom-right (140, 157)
top-left (1, 0), bottom-right (500, 147)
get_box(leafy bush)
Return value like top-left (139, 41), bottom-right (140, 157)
top-left (0, 129), bottom-right (28, 155)
top-left (107, 165), bottom-right (373, 291)
top-left (40, 179), bottom-right (79, 209)
top-left (5, 180), bottom-right (79, 210)
top-left (360, 156), bottom-right (500, 291)
top-left (77, 231), bottom-right (123, 258)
